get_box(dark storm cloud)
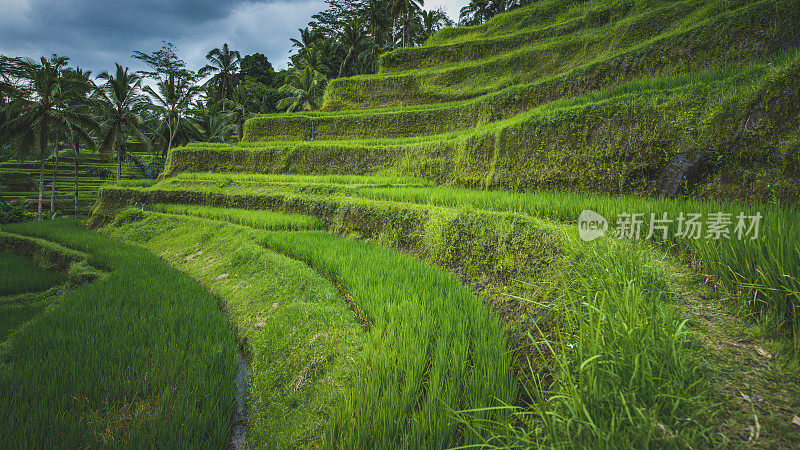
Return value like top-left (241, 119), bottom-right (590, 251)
top-left (0, 0), bottom-right (325, 72)
top-left (0, 0), bottom-right (466, 74)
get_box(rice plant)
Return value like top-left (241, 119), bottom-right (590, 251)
top-left (0, 220), bottom-right (237, 447)
top-left (150, 203), bottom-right (322, 231)
top-left (261, 231), bottom-right (517, 448)
top-left (0, 250), bottom-right (67, 296)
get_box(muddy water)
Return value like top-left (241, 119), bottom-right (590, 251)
top-left (231, 352), bottom-right (250, 449)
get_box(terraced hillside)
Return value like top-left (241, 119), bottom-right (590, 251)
top-left (86, 0), bottom-right (800, 447)
top-left (151, 0), bottom-right (800, 205)
top-left (0, 145), bottom-right (157, 217)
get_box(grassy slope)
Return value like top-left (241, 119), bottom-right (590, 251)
top-left (92, 173), bottom-right (799, 354)
top-left (0, 250), bottom-right (66, 296)
top-left (321, 0), bottom-right (796, 110)
top-left (99, 207), bottom-right (519, 447)
top-left (0, 220), bottom-right (236, 447)
top-left (102, 211), bottom-right (365, 448)
top-left (245, 0), bottom-right (798, 142)
top-left (93, 174), bottom-right (800, 446)
top-left (218, 0), bottom-right (800, 206)
top-left (105, 199), bottom-right (797, 446)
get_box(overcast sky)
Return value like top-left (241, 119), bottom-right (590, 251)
top-left (0, 0), bottom-right (467, 74)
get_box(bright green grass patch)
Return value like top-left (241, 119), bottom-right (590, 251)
top-left (350, 184), bottom-right (800, 346)
top-left (171, 171), bottom-right (428, 187)
top-left (260, 231), bottom-right (516, 448)
top-left (150, 204), bottom-right (322, 231)
top-left (246, 63), bottom-right (767, 142)
top-left (479, 236), bottom-right (719, 447)
top-left (131, 172), bottom-right (800, 348)
top-left (0, 220), bottom-right (236, 447)
top-left (103, 211), bottom-right (366, 448)
top-left (0, 250), bottom-right (66, 296)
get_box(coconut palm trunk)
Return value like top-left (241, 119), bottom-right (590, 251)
top-left (116, 135), bottom-right (122, 181)
top-left (73, 143), bottom-right (80, 216)
top-left (37, 156), bottom-right (45, 220)
top-left (37, 118), bottom-right (49, 221)
top-left (50, 141), bottom-right (60, 214)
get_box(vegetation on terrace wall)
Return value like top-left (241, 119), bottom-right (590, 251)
top-left (168, 53), bottom-right (800, 206)
top-left (319, 0), bottom-right (799, 110)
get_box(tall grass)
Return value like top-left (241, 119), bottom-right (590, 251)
top-left (103, 211), bottom-right (366, 448)
top-left (472, 237), bottom-right (718, 447)
top-left (0, 290), bottom-right (57, 343)
top-left (150, 203), bottom-right (322, 231)
top-left (0, 250), bottom-right (67, 296)
top-left (0, 220), bottom-right (237, 447)
top-left (261, 231), bottom-right (517, 448)
top-left (353, 185), bottom-right (800, 346)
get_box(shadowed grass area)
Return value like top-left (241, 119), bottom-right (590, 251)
top-left (0, 220), bottom-right (237, 447)
top-left (0, 250), bottom-right (67, 296)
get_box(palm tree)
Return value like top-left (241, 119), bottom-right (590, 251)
top-left (290, 28), bottom-right (322, 57)
top-left (62, 68), bottom-right (98, 216)
top-left (418, 9), bottom-right (451, 44)
top-left (199, 44), bottom-right (241, 108)
top-left (189, 101), bottom-right (236, 143)
top-left (1, 55), bottom-right (71, 219)
top-left (43, 67), bottom-right (97, 217)
top-left (362, 0), bottom-right (391, 39)
top-left (144, 72), bottom-right (199, 167)
top-left (277, 67), bottom-right (326, 113)
top-left (338, 18), bottom-right (369, 78)
top-left (295, 43), bottom-right (335, 78)
top-left (93, 64), bottom-right (151, 181)
top-left (223, 98), bottom-right (250, 142)
top-left (393, 0), bottom-right (424, 47)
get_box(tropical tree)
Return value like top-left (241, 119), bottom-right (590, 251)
top-left (189, 101), bottom-right (236, 143)
top-left (290, 28), bottom-right (322, 57)
top-left (418, 9), bottom-right (452, 44)
top-left (93, 64), bottom-right (151, 181)
top-left (338, 18), bottom-right (369, 78)
top-left (460, 0), bottom-right (491, 25)
top-left (144, 72), bottom-right (200, 166)
top-left (277, 67), bottom-right (326, 112)
top-left (199, 44), bottom-right (241, 108)
top-left (1, 55), bottom-right (74, 219)
top-left (295, 43), bottom-right (335, 78)
top-left (361, 0), bottom-right (391, 39)
top-left (393, 0), bottom-right (424, 47)
top-left (61, 67), bottom-right (98, 216)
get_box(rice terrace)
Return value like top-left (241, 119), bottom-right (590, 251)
top-left (2, 0), bottom-right (800, 447)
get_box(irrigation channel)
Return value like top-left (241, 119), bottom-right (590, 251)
top-left (231, 352), bottom-right (250, 449)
